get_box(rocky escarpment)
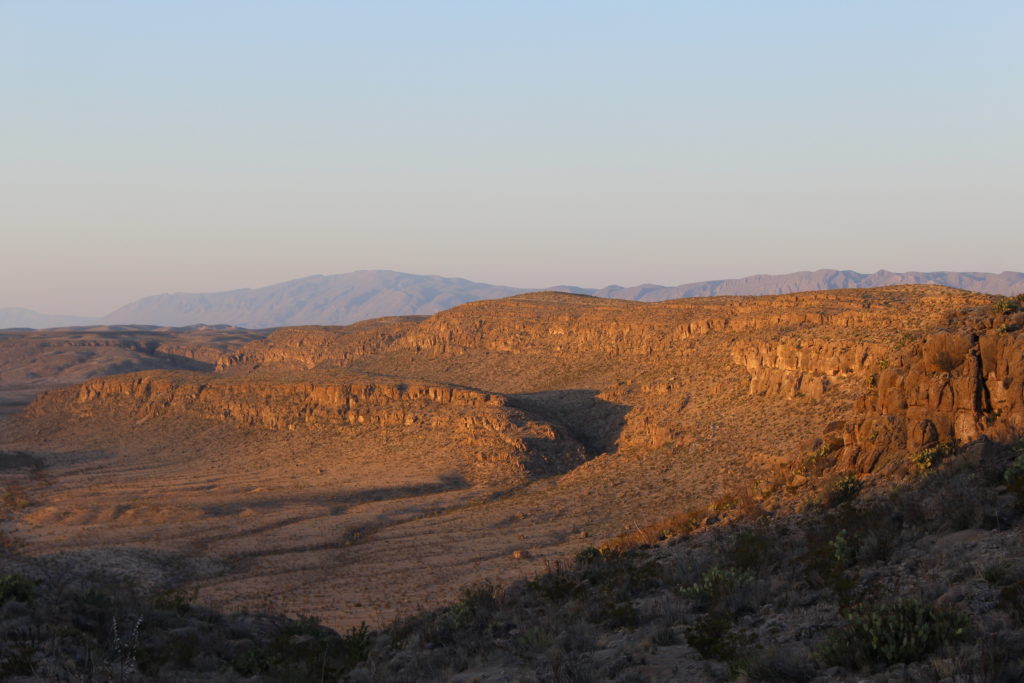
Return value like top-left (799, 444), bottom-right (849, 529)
top-left (394, 287), bottom-right (988, 360)
top-left (731, 339), bottom-right (890, 399)
top-left (210, 286), bottom-right (1005, 472)
top-left (837, 312), bottom-right (1024, 473)
top-left (216, 317), bottom-right (424, 373)
top-left (24, 371), bottom-right (586, 483)
top-left (0, 326), bottom-right (265, 390)
top-left (210, 287), bottom-right (989, 380)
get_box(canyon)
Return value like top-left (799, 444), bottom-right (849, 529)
top-left (1, 285), bottom-right (1023, 679)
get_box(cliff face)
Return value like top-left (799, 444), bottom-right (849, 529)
top-left (731, 339), bottom-right (889, 399)
top-left (392, 288), bottom-right (971, 360)
top-left (216, 318), bottom-right (424, 372)
top-left (25, 371), bottom-right (586, 483)
top-left (839, 315), bottom-right (1024, 472)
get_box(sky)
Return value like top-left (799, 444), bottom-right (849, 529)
top-left (2, 2), bottom-right (1022, 316)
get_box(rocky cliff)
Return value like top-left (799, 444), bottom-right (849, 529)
top-left (839, 311), bottom-right (1024, 472)
top-left (25, 371), bottom-right (586, 484)
top-left (216, 317), bottom-right (424, 373)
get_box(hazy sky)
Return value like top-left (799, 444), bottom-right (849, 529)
top-left (3, 2), bottom-right (1022, 315)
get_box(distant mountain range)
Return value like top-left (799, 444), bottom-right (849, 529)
top-left (0, 307), bottom-right (100, 330)
top-left (5, 269), bottom-right (1023, 329)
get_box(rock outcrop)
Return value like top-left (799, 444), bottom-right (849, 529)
top-left (216, 317), bottom-right (425, 372)
top-left (839, 312), bottom-right (1024, 472)
top-left (25, 371), bottom-right (586, 483)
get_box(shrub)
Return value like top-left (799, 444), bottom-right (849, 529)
top-left (686, 611), bottom-right (738, 661)
top-left (588, 599), bottom-right (639, 629)
top-left (999, 581), bottom-right (1024, 625)
top-left (151, 587), bottom-right (197, 616)
top-left (801, 444), bottom-right (838, 476)
top-left (341, 622), bottom-right (371, 667)
top-left (727, 530), bottom-right (773, 572)
top-left (742, 645), bottom-right (816, 682)
top-left (0, 573), bottom-right (35, 605)
top-left (574, 546), bottom-right (603, 564)
top-left (802, 529), bottom-right (858, 606)
top-left (993, 297), bottom-right (1021, 315)
top-left (824, 474), bottom-right (862, 508)
top-left (914, 442), bottom-right (956, 473)
top-left (679, 566), bottom-right (753, 611)
top-left (821, 599), bottom-right (969, 668)
top-left (448, 581), bottom-right (503, 629)
top-left (1005, 454), bottom-right (1024, 492)
top-left (981, 563), bottom-right (1016, 586)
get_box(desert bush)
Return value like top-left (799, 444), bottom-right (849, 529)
top-left (935, 475), bottom-right (987, 531)
top-left (529, 561), bottom-right (583, 603)
top-left (993, 297), bottom-right (1021, 315)
top-left (685, 610), bottom-right (738, 661)
top-left (515, 624), bottom-right (554, 654)
top-left (999, 581), bottom-right (1024, 625)
top-left (232, 613), bottom-right (352, 679)
top-left (615, 506), bottom-right (705, 551)
top-left (679, 565), bottom-right (753, 612)
top-left (574, 546), bottom-right (603, 565)
top-left (802, 531), bottom-right (858, 605)
top-left (448, 581), bottom-right (504, 630)
top-left (151, 586), bottom-right (198, 616)
top-left (0, 573), bottom-right (34, 605)
top-left (821, 599), bottom-right (969, 668)
top-left (587, 598), bottom-right (639, 629)
top-left (341, 622), bottom-right (371, 666)
top-left (741, 645), bottom-right (816, 682)
top-left (981, 562), bottom-right (1017, 586)
top-left (913, 442), bottom-right (956, 473)
top-left (824, 474), bottom-right (862, 508)
top-left (726, 529), bottom-right (774, 572)
top-left (943, 632), bottom-right (1024, 683)
top-left (0, 644), bottom-right (35, 678)
top-left (1005, 453), bottom-right (1024, 493)
top-left (800, 444), bottom-right (838, 476)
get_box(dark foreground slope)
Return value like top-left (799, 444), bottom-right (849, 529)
top-left (358, 437), bottom-right (1024, 682)
top-left (3, 435), bottom-right (1022, 680)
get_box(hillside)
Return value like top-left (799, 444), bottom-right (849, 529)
top-left (0, 325), bottom-right (266, 418)
top-left (1, 286), bottom-right (1023, 679)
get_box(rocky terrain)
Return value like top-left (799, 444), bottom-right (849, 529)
top-left (1, 286), bottom-right (1023, 680)
top-left (0, 325), bottom-right (266, 418)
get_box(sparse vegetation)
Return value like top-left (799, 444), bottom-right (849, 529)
top-left (0, 573), bottom-right (34, 605)
top-left (914, 441), bottom-right (956, 472)
top-left (821, 599), bottom-right (969, 668)
top-left (823, 473), bottom-right (862, 507)
top-left (993, 295), bottom-right (1023, 315)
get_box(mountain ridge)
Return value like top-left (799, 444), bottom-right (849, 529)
top-left (6, 268), bottom-right (1024, 329)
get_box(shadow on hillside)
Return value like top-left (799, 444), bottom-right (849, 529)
top-left (202, 473), bottom-right (471, 520)
top-left (509, 389), bottom-right (631, 456)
